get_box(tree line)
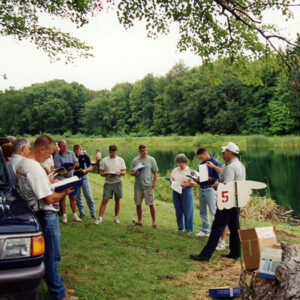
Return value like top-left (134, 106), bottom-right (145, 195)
top-left (0, 49), bottom-right (299, 137)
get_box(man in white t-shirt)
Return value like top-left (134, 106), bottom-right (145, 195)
top-left (95, 145), bottom-right (126, 225)
top-left (16, 135), bottom-right (78, 300)
top-left (8, 137), bottom-right (30, 185)
top-left (41, 155), bottom-right (55, 175)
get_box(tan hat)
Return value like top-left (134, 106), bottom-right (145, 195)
top-left (225, 142), bottom-right (239, 154)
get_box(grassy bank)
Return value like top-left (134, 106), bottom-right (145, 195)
top-left (39, 173), bottom-right (300, 300)
top-left (30, 134), bottom-right (300, 154)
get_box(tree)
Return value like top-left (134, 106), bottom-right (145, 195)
top-left (0, 0), bottom-right (108, 61)
top-left (109, 83), bottom-right (133, 134)
top-left (129, 74), bottom-right (158, 135)
top-left (117, 0), bottom-right (299, 62)
top-left (82, 92), bottom-right (113, 136)
top-left (268, 75), bottom-right (296, 135)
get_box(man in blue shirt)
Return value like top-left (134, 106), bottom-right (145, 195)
top-left (73, 144), bottom-right (96, 219)
top-left (195, 148), bottom-right (222, 237)
top-left (54, 139), bottom-right (81, 223)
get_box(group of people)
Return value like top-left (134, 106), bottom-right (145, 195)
top-left (169, 142), bottom-right (246, 262)
top-left (1, 134), bottom-right (246, 299)
top-left (95, 144), bottom-right (159, 228)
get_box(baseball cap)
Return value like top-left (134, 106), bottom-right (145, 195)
top-left (221, 146), bottom-right (226, 153)
top-left (225, 142), bottom-right (239, 154)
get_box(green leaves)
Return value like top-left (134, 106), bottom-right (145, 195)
top-left (0, 0), bottom-right (96, 61)
top-left (116, 0), bottom-right (299, 61)
top-left (0, 47), bottom-right (299, 136)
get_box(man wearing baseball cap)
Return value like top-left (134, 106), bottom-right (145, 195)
top-left (190, 142), bottom-right (246, 262)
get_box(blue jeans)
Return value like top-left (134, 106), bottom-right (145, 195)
top-left (42, 212), bottom-right (66, 300)
top-left (75, 175), bottom-right (96, 217)
top-left (172, 187), bottom-right (194, 233)
top-left (199, 187), bottom-right (217, 234)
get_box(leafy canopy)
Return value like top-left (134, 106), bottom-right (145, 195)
top-left (116, 0), bottom-right (299, 61)
top-left (0, 0), bottom-right (105, 61)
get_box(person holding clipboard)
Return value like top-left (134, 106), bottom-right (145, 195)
top-left (95, 145), bottom-right (126, 225)
top-left (190, 142), bottom-right (246, 262)
top-left (54, 139), bottom-right (81, 223)
top-left (16, 135), bottom-right (78, 300)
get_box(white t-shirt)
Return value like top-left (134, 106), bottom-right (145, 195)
top-left (41, 156), bottom-right (54, 171)
top-left (8, 154), bottom-right (24, 185)
top-left (171, 166), bottom-right (194, 186)
top-left (100, 156), bottom-right (126, 184)
top-left (16, 157), bottom-right (56, 212)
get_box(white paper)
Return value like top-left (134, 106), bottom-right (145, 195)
top-left (132, 163), bottom-right (145, 172)
top-left (51, 176), bottom-right (80, 189)
top-left (198, 164), bottom-right (209, 182)
top-left (171, 180), bottom-right (182, 194)
top-left (188, 169), bottom-right (199, 180)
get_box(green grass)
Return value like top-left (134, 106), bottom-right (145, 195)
top-left (38, 173), bottom-right (300, 300)
top-left (29, 134), bottom-right (300, 155)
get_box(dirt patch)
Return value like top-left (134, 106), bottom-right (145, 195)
top-left (175, 257), bottom-right (242, 299)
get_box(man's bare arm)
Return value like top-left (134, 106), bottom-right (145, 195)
top-left (44, 187), bottom-right (74, 204)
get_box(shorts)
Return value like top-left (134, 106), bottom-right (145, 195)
top-left (103, 182), bottom-right (123, 199)
top-left (134, 188), bottom-right (154, 205)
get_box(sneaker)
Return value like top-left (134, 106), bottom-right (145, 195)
top-left (73, 215), bottom-right (82, 222)
top-left (62, 295), bottom-right (79, 300)
top-left (94, 217), bottom-right (103, 225)
top-left (216, 239), bottom-right (226, 251)
top-left (62, 215), bottom-right (68, 224)
top-left (79, 213), bottom-right (85, 219)
top-left (196, 231), bottom-right (209, 237)
top-left (114, 216), bottom-right (120, 224)
top-left (174, 229), bottom-right (185, 232)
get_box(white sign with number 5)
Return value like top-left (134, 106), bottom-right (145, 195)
top-left (217, 181), bottom-right (267, 210)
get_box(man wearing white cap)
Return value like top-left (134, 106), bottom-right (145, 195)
top-left (190, 142), bottom-right (246, 262)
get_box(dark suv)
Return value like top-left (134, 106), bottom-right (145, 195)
top-left (0, 147), bottom-right (45, 300)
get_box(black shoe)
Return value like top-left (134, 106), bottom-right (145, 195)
top-left (79, 214), bottom-right (85, 219)
top-left (91, 215), bottom-right (96, 219)
top-left (221, 253), bottom-right (240, 260)
top-left (189, 254), bottom-right (210, 261)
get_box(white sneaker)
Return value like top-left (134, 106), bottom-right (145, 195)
top-left (196, 231), bottom-right (209, 237)
top-left (62, 215), bottom-right (68, 224)
top-left (94, 217), bottom-right (103, 225)
top-left (216, 239), bottom-right (226, 251)
top-left (73, 215), bottom-right (82, 222)
top-left (114, 216), bottom-right (120, 224)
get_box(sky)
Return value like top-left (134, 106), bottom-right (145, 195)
top-left (0, 5), bottom-right (299, 92)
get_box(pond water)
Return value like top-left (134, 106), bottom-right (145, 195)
top-left (149, 148), bottom-right (300, 216)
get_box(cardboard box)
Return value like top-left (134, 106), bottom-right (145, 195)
top-left (258, 246), bottom-right (282, 279)
top-left (239, 226), bottom-right (277, 270)
top-left (209, 287), bottom-right (242, 298)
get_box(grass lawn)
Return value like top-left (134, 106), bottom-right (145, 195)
top-left (39, 173), bottom-right (300, 300)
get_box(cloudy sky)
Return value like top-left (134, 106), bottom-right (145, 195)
top-left (0, 5), bottom-right (299, 92)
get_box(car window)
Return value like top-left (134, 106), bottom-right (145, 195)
top-left (0, 152), bottom-right (9, 187)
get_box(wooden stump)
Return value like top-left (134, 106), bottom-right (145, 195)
top-left (240, 242), bottom-right (300, 300)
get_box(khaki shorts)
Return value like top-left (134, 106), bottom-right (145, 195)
top-left (134, 188), bottom-right (154, 205)
top-left (103, 182), bottom-right (123, 199)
